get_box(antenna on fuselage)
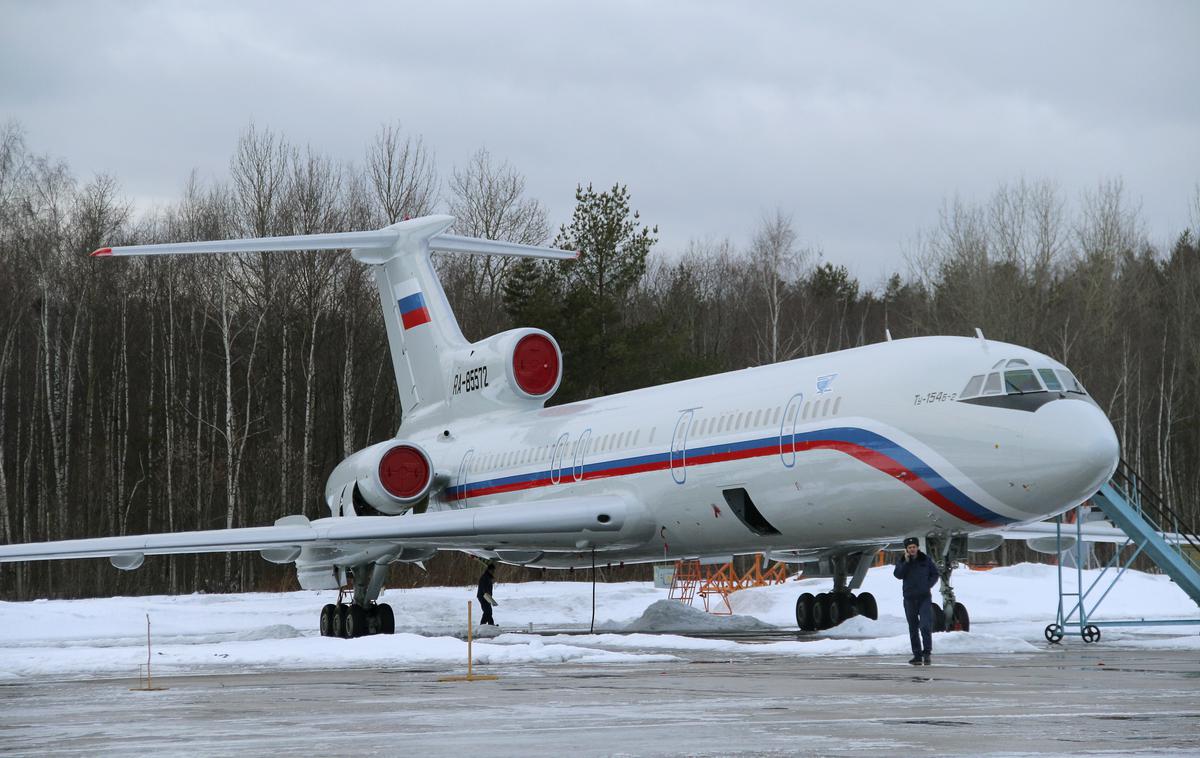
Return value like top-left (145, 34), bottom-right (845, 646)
top-left (974, 327), bottom-right (987, 348)
top-left (885, 329), bottom-right (893, 342)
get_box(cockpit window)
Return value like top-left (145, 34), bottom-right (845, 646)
top-left (1038, 369), bottom-right (1063, 391)
top-left (960, 374), bottom-right (984, 398)
top-left (961, 360), bottom-right (1090, 403)
top-left (1056, 369), bottom-right (1086, 394)
top-left (1004, 369), bottom-right (1042, 394)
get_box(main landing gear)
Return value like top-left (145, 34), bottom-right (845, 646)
top-left (796, 589), bottom-right (878, 632)
top-left (318, 560), bottom-right (396, 638)
top-left (794, 550), bottom-right (880, 632)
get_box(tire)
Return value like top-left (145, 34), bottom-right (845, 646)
top-left (1044, 624), bottom-right (1064, 644)
top-left (377, 603), bottom-right (395, 635)
top-left (347, 605), bottom-right (368, 638)
top-left (335, 604), bottom-right (349, 638)
top-left (950, 602), bottom-right (970, 632)
top-left (856, 592), bottom-right (878, 621)
top-left (812, 593), bottom-right (831, 630)
top-left (931, 602), bottom-right (945, 633)
top-left (837, 593), bottom-right (858, 621)
top-left (319, 604), bottom-right (337, 637)
top-left (1082, 624), bottom-right (1101, 644)
top-left (828, 596), bottom-right (844, 627)
top-left (795, 593), bottom-right (816, 632)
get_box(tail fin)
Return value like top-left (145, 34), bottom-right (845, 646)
top-left (93, 215), bottom-right (575, 428)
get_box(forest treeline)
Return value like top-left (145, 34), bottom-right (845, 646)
top-left (1, 120), bottom-right (1197, 599)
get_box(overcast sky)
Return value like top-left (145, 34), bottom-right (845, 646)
top-left (3, 1), bottom-right (1197, 286)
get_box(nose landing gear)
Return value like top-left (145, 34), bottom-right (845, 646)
top-left (928, 535), bottom-right (971, 633)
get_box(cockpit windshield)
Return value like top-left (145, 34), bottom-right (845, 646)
top-left (958, 359), bottom-right (1088, 401)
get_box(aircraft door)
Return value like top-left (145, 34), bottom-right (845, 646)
top-left (780, 393), bottom-right (804, 468)
top-left (572, 429), bottom-right (592, 482)
top-left (550, 433), bottom-right (570, 485)
top-left (455, 449), bottom-right (475, 506)
top-left (670, 410), bottom-right (694, 484)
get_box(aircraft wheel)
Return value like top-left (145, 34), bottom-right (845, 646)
top-left (319, 603), bottom-right (337, 637)
top-left (931, 602), bottom-right (945, 633)
top-left (377, 603), bottom-right (395, 635)
top-left (1081, 624), bottom-right (1101, 644)
top-left (950, 602), bottom-right (970, 632)
top-left (856, 592), bottom-right (878, 621)
top-left (795, 593), bottom-right (816, 631)
top-left (812, 593), bottom-right (831, 630)
top-left (827, 596), bottom-right (843, 627)
top-left (1044, 624), bottom-right (1064, 644)
top-left (347, 605), bottom-right (368, 638)
top-left (335, 604), bottom-right (349, 638)
top-left (835, 593), bottom-right (857, 623)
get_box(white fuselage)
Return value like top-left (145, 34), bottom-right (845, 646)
top-left (373, 336), bottom-right (1118, 567)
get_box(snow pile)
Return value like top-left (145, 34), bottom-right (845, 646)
top-left (622, 599), bottom-right (775, 633)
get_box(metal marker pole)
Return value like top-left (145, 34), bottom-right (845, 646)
top-left (467, 601), bottom-right (473, 679)
top-left (146, 614), bottom-right (152, 690)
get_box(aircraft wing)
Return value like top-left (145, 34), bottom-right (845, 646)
top-left (991, 520), bottom-right (1136, 544)
top-left (0, 495), bottom-right (647, 566)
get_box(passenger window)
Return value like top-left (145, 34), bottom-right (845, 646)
top-left (771, 408), bottom-right (781, 424)
top-left (785, 406), bottom-right (797, 422)
top-left (802, 402), bottom-right (811, 420)
top-left (1004, 369), bottom-right (1043, 394)
top-left (753, 409), bottom-right (763, 427)
top-left (1038, 369), bottom-right (1063, 391)
top-left (982, 372), bottom-right (1003, 395)
top-left (821, 397), bottom-right (832, 416)
top-left (633, 430), bottom-right (640, 446)
top-left (960, 375), bottom-right (984, 399)
top-left (832, 397), bottom-right (842, 415)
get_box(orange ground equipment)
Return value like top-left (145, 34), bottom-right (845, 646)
top-left (668, 555), bottom-right (791, 615)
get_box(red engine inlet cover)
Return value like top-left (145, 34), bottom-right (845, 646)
top-left (378, 445), bottom-right (431, 501)
top-left (512, 334), bottom-right (559, 396)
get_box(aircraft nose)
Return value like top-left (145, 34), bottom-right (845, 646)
top-left (1023, 399), bottom-right (1119, 506)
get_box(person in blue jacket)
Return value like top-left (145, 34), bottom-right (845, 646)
top-left (894, 537), bottom-right (940, 665)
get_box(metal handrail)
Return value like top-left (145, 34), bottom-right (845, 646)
top-left (1110, 459), bottom-right (1200, 564)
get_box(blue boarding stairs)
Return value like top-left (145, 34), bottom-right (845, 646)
top-left (1046, 458), bottom-right (1200, 643)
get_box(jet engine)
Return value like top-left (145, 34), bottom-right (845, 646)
top-left (446, 327), bottom-right (563, 411)
top-left (324, 440), bottom-right (434, 516)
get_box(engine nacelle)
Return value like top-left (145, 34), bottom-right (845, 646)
top-left (324, 440), bottom-right (434, 516)
top-left (446, 328), bottom-right (563, 412)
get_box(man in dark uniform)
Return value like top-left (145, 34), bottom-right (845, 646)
top-left (893, 536), bottom-right (939, 665)
top-left (477, 559), bottom-right (498, 626)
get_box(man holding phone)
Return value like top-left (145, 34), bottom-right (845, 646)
top-left (894, 536), bottom-right (940, 665)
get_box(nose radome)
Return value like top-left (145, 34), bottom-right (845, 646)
top-left (1025, 400), bottom-right (1119, 506)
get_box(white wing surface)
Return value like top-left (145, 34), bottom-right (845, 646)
top-left (0, 495), bottom-right (645, 565)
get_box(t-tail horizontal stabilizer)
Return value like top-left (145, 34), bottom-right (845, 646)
top-left (90, 215), bottom-right (577, 430)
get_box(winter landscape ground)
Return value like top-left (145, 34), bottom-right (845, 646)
top-left (1, 563), bottom-right (1197, 680)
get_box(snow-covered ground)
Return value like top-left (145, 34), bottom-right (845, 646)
top-left (1, 563), bottom-right (1196, 681)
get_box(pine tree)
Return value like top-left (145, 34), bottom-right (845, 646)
top-left (549, 184), bottom-right (657, 398)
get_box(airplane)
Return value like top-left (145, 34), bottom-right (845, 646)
top-left (0, 214), bottom-right (1120, 638)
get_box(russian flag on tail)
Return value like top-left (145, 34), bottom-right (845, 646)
top-left (398, 289), bottom-right (431, 330)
